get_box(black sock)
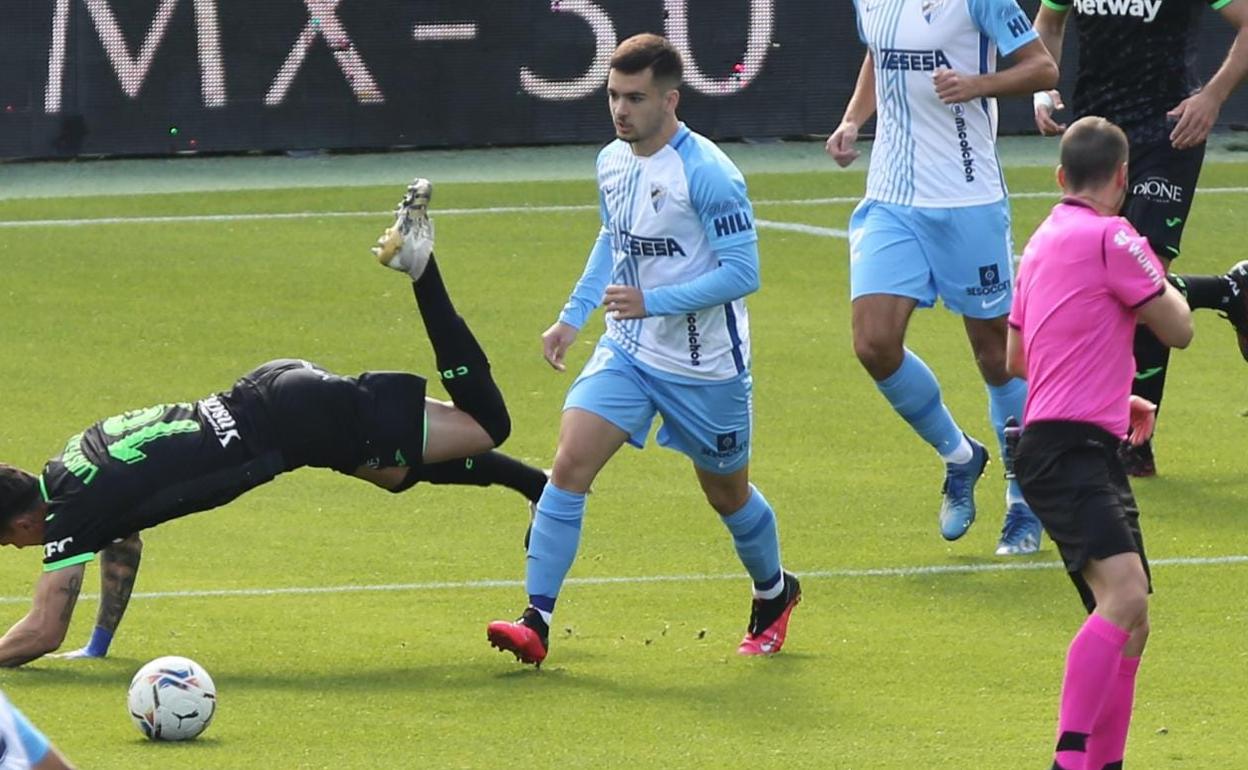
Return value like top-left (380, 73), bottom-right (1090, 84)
top-left (1131, 325), bottom-right (1171, 413)
top-left (1171, 273), bottom-right (1235, 312)
top-left (411, 255), bottom-right (511, 445)
top-left (409, 452), bottom-right (547, 502)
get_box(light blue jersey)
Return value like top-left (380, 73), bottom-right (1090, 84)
top-left (559, 123), bottom-right (758, 381)
top-left (853, 0), bottom-right (1038, 207)
top-left (0, 692), bottom-right (51, 769)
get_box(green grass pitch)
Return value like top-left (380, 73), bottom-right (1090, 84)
top-left (0, 164), bottom-right (1246, 768)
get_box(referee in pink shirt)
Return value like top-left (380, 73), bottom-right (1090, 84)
top-left (1006, 116), bottom-right (1194, 770)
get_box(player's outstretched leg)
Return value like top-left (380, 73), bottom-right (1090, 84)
top-left (372, 178), bottom-right (511, 449)
top-left (403, 452), bottom-right (547, 503)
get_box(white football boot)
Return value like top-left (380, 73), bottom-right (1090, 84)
top-left (371, 178), bottom-right (434, 280)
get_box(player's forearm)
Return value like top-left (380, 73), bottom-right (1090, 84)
top-left (558, 228), bottom-right (614, 329)
top-left (842, 53), bottom-right (878, 126)
top-left (1202, 26), bottom-right (1248, 104)
top-left (95, 534), bottom-right (142, 637)
top-left (643, 242), bottom-right (760, 316)
top-left (975, 54), bottom-right (1058, 98)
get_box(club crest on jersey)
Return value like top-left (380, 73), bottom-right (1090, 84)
top-left (650, 183), bottom-right (668, 213)
top-left (921, 0), bottom-right (948, 23)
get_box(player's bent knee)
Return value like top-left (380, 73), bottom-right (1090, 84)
top-left (852, 337), bottom-right (903, 380)
top-left (480, 406), bottom-right (511, 448)
top-left (549, 455), bottom-right (594, 494)
top-left (701, 478), bottom-right (750, 515)
top-left (1100, 590), bottom-right (1149, 631)
top-left (465, 397), bottom-right (511, 447)
top-left (708, 492), bottom-right (749, 516)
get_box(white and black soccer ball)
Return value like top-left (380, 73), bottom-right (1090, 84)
top-left (127, 655), bottom-right (217, 741)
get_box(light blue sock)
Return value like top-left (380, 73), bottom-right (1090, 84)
top-left (720, 484), bottom-right (783, 596)
top-left (876, 349), bottom-right (964, 456)
top-left (987, 378), bottom-right (1028, 504)
top-left (525, 483), bottom-right (586, 618)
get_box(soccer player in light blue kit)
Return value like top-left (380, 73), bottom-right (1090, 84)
top-left (0, 691), bottom-right (75, 769)
top-left (827, 0), bottom-right (1058, 555)
top-left (487, 33), bottom-right (799, 666)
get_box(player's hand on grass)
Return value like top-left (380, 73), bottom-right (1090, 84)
top-left (1033, 90), bottom-right (1066, 136)
top-left (932, 68), bottom-right (980, 105)
top-left (603, 285), bottom-right (646, 321)
top-left (825, 122), bottom-right (860, 168)
top-left (1127, 395), bottom-right (1158, 447)
top-left (541, 321), bottom-right (578, 372)
top-left (49, 646), bottom-right (105, 661)
top-left (1168, 91), bottom-right (1220, 150)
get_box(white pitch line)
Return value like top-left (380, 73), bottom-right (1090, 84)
top-left (757, 219), bottom-right (849, 239)
top-left (0, 186), bottom-right (1245, 229)
top-left (770, 187), bottom-right (1248, 206)
top-left (412, 22), bottom-right (478, 41)
top-left (1, 554), bottom-right (1244, 606)
top-left (0, 204), bottom-right (598, 229)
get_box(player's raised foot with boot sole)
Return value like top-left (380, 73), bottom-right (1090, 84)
top-left (487, 607), bottom-right (549, 667)
top-left (939, 436), bottom-right (989, 541)
top-left (371, 177), bottom-right (434, 281)
top-left (737, 572), bottom-right (802, 656)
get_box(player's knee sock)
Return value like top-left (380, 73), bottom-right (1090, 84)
top-left (1054, 614), bottom-right (1130, 770)
top-left (411, 256), bottom-right (511, 446)
top-left (987, 378), bottom-right (1027, 504)
top-left (720, 484), bottom-right (784, 599)
top-left (1130, 326), bottom-right (1170, 413)
top-left (1170, 273), bottom-right (1236, 312)
top-left (1084, 655), bottom-right (1140, 770)
top-left (877, 349), bottom-right (966, 460)
top-left (525, 483), bottom-right (585, 622)
top-left (401, 452), bottom-right (547, 501)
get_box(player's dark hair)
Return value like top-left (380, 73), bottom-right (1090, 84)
top-left (0, 464), bottom-right (39, 526)
top-left (1060, 116), bottom-right (1129, 192)
top-left (610, 33), bottom-right (683, 88)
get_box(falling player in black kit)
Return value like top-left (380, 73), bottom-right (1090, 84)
top-left (0, 179), bottom-right (547, 667)
top-left (1033, 0), bottom-right (1248, 476)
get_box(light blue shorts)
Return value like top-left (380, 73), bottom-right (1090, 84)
top-left (848, 198), bottom-right (1015, 319)
top-left (564, 341), bottom-right (753, 474)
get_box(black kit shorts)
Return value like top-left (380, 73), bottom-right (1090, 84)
top-left (1122, 138), bottom-right (1206, 262)
top-left (223, 359), bottom-right (428, 475)
top-left (1013, 420), bottom-right (1153, 613)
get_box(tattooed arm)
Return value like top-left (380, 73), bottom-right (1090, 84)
top-left (53, 533), bottom-right (143, 660)
top-left (0, 564), bottom-right (85, 667)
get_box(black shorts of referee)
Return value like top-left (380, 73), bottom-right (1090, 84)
top-left (1014, 420), bottom-right (1153, 613)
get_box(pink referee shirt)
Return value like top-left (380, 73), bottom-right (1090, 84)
top-left (1009, 198), bottom-right (1167, 438)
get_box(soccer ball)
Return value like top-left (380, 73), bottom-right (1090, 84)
top-left (126, 656), bottom-right (217, 741)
